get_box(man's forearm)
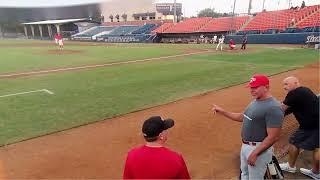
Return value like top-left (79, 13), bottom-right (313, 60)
top-left (219, 111), bottom-right (243, 122)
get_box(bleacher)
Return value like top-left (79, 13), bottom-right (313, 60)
top-left (152, 23), bottom-right (174, 33)
top-left (243, 5), bottom-right (320, 31)
top-left (102, 20), bottom-right (172, 26)
top-left (165, 17), bottom-right (212, 33)
top-left (131, 24), bottom-right (158, 34)
top-left (296, 10), bottom-right (320, 28)
top-left (72, 26), bottom-right (115, 37)
top-left (107, 25), bottom-right (140, 36)
top-left (199, 16), bottom-right (250, 32)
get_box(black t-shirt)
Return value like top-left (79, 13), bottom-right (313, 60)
top-left (283, 86), bottom-right (319, 130)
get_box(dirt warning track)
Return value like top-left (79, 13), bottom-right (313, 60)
top-left (0, 63), bottom-right (318, 179)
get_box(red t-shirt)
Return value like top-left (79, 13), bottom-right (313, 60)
top-left (123, 145), bottom-right (190, 179)
top-left (55, 34), bottom-right (62, 40)
top-left (229, 40), bottom-right (235, 46)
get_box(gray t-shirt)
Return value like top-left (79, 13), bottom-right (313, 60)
top-left (241, 97), bottom-right (284, 142)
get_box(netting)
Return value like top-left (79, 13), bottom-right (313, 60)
top-left (273, 114), bottom-right (299, 159)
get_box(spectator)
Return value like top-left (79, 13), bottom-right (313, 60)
top-left (123, 116), bottom-right (190, 179)
top-left (212, 74), bottom-right (284, 179)
top-left (279, 76), bottom-right (319, 180)
top-left (301, 1), bottom-right (306, 9)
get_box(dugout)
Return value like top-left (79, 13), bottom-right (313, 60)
top-left (22, 18), bottom-right (99, 39)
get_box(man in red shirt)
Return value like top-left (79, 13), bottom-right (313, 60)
top-left (123, 116), bottom-right (190, 179)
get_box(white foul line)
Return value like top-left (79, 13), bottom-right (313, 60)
top-left (0, 50), bottom-right (211, 78)
top-left (0, 89), bottom-right (54, 98)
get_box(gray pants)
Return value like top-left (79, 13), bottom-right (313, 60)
top-left (240, 142), bottom-right (273, 180)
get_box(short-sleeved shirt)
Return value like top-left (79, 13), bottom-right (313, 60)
top-left (123, 145), bottom-right (190, 179)
top-left (242, 97), bottom-right (284, 142)
top-left (283, 86), bottom-right (319, 130)
top-left (242, 37), bottom-right (247, 44)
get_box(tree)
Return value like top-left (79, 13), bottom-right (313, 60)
top-left (197, 8), bottom-right (233, 18)
top-left (115, 14), bottom-right (120, 22)
top-left (121, 13), bottom-right (127, 22)
top-left (109, 15), bottom-right (114, 22)
top-left (197, 8), bottom-right (217, 17)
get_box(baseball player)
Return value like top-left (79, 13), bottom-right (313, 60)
top-left (216, 35), bottom-right (225, 51)
top-left (54, 34), bottom-right (59, 45)
top-left (229, 39), bottom-right (236, 50)
top-left (213, 34), bottom-right (217, 44)
top-left (57, 34), bottom-right (64, 50)
top-left (241, 35), bottom-right (248, 50)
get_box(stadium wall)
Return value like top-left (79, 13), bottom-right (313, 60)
top-left (226, 32), bottom-right (320, 44)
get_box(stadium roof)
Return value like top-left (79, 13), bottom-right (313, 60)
top-left (22, 18), bottom-right (89, 25)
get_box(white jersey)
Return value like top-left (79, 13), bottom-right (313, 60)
top-left (219, 37), bottom-right (224, 43)
top-left (213, 36), bottom-right (217, 41)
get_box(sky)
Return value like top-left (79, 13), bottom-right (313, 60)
top-left (0, 0), bottom-right (319, 17)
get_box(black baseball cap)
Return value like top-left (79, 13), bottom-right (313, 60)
top-left (142, 116), bottom-right (175, 138)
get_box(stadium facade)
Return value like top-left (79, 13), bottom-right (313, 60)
top-left (100, 0), bottom-right (182, 22)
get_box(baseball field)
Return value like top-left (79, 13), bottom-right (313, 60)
top-left (0, 39), bottom-right (319, 178)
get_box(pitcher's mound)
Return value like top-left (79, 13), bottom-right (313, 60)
top-left (46, 50), bottom-right (83, 54)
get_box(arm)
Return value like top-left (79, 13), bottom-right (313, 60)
top-left (247, 127), bottom-right (281, 166)
top-left (178, 156), bottom-right (191, 179)
top-left (123, 155), bottom-right (132, 179)
top-left (212, 104), bottom-right (243, 122)
top-left (281, 103), bottom-right (293, 116)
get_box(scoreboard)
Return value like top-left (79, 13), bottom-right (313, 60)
top-left (156, 3), bottom-right (182, 15)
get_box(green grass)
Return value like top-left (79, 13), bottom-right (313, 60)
top-left (0, 40), bottom-right (318, 145)
top-left (0, 44), bottom-right (187, 73)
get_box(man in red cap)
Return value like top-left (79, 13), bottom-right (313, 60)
top-left (123, 116), bottom-right (190, 179)
top-left (212, 74), bottom-right (284, 179)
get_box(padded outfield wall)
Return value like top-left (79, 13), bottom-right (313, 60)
top-left (226, 32), bottom-right (320, 44)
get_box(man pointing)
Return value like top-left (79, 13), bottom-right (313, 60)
top-left (212, 74), bottom-right (284, 179)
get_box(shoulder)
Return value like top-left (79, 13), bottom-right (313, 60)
top-left (128, 145), bottom-right (145, 155)
top-left (162, 147), bottom-right (184, 159)
top-left (288, 86), bottom-right (313, 97)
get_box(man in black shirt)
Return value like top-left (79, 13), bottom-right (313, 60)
top-left (279, 76), bottom-right (319, 179)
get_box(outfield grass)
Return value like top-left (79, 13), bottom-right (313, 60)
top-left (0, 44), bottom-right (188, 73)
top-left (0, 41), bottom-right (318, 145)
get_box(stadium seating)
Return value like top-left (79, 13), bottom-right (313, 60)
top-left (243, 5), bottom-right (320, 31)
top-left (302, 26), bottom-right (320, 32)
top-left (131, 24), bottom-right (158, 34)
top-left (102, 25), bottom-right (140, 36)
top-left (164, 17), bottom-right (212, 33)
top-left (103, 20), bottom-right (172, 26)
top-left (152, 23), bottom-right (174, 33)
top-left (296, 10), bottom-right (320, 28)
top-left (72, 26), bottom-right (115, 37)
top-left (199, 16), bottom-right (250, 32)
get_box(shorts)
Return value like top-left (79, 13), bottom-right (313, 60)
top-left (289, 128), bottom-right (319, 150)
top-left (55, 39), bottom-right (58, 44)
top-left (58, 40), bottom-right (64, 46)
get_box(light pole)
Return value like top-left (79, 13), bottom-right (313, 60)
top-left (174, 0), bottom-right (177, 23)
top-left (231, 0), bottom-right (237, 34)
top-left (248, 0), bottom-right (252, 15)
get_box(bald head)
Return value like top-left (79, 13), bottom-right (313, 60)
top-left (283, 76), bottom-right (300, 92)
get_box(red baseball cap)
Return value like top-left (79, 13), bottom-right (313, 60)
top-left (247, 74), bottom-right (269, 88)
